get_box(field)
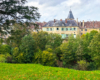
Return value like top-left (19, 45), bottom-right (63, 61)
top-left (0, 63), bottom-right (100, 80)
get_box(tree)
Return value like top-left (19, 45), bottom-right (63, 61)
top-left (0, 44), bottom-right (11, 54)
top-left (82, 30), bottom-right (98, 62)
top-left (46, 33), bottom-right (62, 49)
top-left (6, 23), bottom-right (29, 47)
top-left (0, 0), bottom-right (40, 34)
top-left (88, 32), bottom-right (100, 67)
top-left (32, 31), bottom-right (49, 50)
top-left (20, 35), bottom-right (35, 63)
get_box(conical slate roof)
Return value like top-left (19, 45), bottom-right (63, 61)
top-left (67, 10), bottom-right (74, 19)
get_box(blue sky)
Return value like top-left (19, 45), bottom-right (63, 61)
top-left (27, 0), bottom-right (100, 22)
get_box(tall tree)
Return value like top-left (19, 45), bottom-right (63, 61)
top-left (0, 0), bottom-right (40, 34)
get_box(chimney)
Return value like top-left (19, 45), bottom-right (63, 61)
top-left (54, 19), bottom-right (56, 23)
top-left (65, 19), bottom-right (67, 23)
top-left (60, 19), bottom-right (62, 21)
top-left (76, 18), bottom-right (78, 23)
top-left (80, 21), bottom-right (81, 27)
top-left (83, 20), bottom-right (84, 27)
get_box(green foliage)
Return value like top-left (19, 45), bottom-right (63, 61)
top-left (76, 44), bottom-right (84, 60)
top-left (20, 35), bottom-right (35, 63)
top-left (17, 53), bottom-right (25, 63)
top-left (46, 33), bottom-right (62, 49)
top-left (88, 62), bottom-right (97, 70)
top-left (5, 53), bottom-right (12, 63)
top-left (0, 44), bottom-right (11, 54)
top-left (32, 32), bottom-right (62, 50)
top-left (77, 60), bottom-right (89, 70)
top-left (61, 35), bottom-right (78, 67)
top-left (0, 0), bottom-right (40, 35)
top-left (6, 24), bottom-right (30, 48)
top-left (0, 54), bottom-right (6, 63)
top-left (33, 49), bottom-right (42, 63)
top-left (12, 47), bottom-right (19, 62)
top-left (41, 48), bottom-right (56, 66)
top-left (60, 42), bottom-right (75, 67)
top-left (32, 31), bottom-right (49, 50)
top-left (88, 32), bottom-right (100, 67)
top-left (54, 47), bottom-right (62, 61)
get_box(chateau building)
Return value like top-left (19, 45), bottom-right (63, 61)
top-left (42, 10), bottom-right (100, 38)
top-left (42, 10), bottom-right (79, 38)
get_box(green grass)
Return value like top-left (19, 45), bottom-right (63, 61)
top-left (0, 63), bottom-right (100, 80)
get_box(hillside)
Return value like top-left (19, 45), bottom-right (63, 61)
top-left (0, 63), bottom-right (100, 80)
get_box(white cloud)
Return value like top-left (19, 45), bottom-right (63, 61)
top-left (26, 0), bottom-right (100, 22)
top-left (61, 0), bottom-right (81, 6)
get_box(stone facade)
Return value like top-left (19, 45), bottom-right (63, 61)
top-left (42, 10), bottom-right (79, 38)
top-left (42, 10), bottom-right (100, 38)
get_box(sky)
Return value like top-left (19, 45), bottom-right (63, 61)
top-left (26, 0), bottom-right (100, 22)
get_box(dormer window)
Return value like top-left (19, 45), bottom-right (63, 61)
top-left (62, 24), bottom-right (64, 26)
top-left (69, 24), bottom-right (72, 26)
top-left (47, 24), bottom-right (49, 26)
top-left (56, 23), bottom-right (59, 26)
top-left (53, 24), bottom-right (55, 26)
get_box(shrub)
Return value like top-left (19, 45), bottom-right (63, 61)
top-left (12, 47), bottom-right (19, 63)
top-left (77, 60), bottom-right (89, 70)
top-left (20, 35), bottom-right (35, 63)
top-left (41, 48), bottom-right (56, 66)
top-left (60, 42), bottom-right (75, 67)
top-left (54, 47), bottom-right (62, 61)
top-left (17, 53), bottom-right (25, 63)
top-left (0, 44), bottom-right (11, 54)
top-left (88, 62), bottom-right (97, 70)
top-left (33, 49), bottom-right (42, 63)
top-left (5, 53), bottom-right (12, 63)
top-left (0, 54), bottom-right (6, 63)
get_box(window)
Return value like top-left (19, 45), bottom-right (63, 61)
top-left (85, 29), bottom-right (87, 31)
top-left (66, 28), bottom-right (68, 31)
top-left (61, 28), bottom-right (64, 31)
top-left (56, 28), bottom-right (59, 30)
top-left (47, 28), bottom-right (49, 31)
top-left (74, 28), bottom-right (76, 30)
top-left (62, 24), bottom-right (64, 26)
top-left (50, 28), bottom-right (52, 31)
top-left (81, 33), bottom-right (83, 35)
top-left (61, 34), bottom-right (66, 39)
top-left (43, 28), bottom-right (46, 31)
top-left (70, 28), bottom-right (72, 30)
top-left (74, 34), bottom-right (76, 38)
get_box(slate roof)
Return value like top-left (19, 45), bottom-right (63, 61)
top-left (67, 10), bottom-right (74, 19)
top-left (43, 20), bottom-right (78, 27)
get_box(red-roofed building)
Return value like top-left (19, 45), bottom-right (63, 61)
top-left (78, 20), bottom-right (100, 35)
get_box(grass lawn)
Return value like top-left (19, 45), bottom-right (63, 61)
top-left (0, 63), bottom-right (100, 80)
